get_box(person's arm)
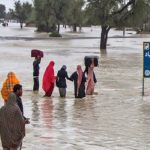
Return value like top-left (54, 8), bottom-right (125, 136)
top-left (66, 72), bottom-right (71, 80)
top-left (70, 72), bottom-right (76, 81)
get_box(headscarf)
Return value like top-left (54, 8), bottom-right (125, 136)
top-left (1, 72), bottom-right (20, 102)
top-left (77, 65), bottom-right (83, 91)
top-left (0, 93), bottom-right (25, 148)
top-left (42, 61), bottom-right (56, 92)
top-left (61, 65), bottom-right (67, 70)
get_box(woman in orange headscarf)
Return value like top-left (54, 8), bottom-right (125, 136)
top-left (1, 72), bottom-right (20, 102)
top-left (42, 61), bottom-right (56, 97)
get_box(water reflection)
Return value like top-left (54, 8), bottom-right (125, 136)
top-left (41, 97), bottom-right (53, 129)
top-left (56, 98), bottom-right (67, 120)
top-left (31, 93), bottom-right (40, 127)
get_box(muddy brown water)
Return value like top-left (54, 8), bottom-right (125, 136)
top-left (0, 24), bottom-right (150, 150)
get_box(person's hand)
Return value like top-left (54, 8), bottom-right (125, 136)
top-left (25, 118), bottom-right (30, 124)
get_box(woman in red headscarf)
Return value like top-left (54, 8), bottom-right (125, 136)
top-left (70, 65), bottom-right (86, 98)
top-left (42, 61), bottom-right (56, 96)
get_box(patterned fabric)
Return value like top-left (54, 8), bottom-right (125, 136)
top-left (86, 64), bottom-right (95, 95)
top-left (77, 65), bottom-right (83, 93)
top-left (0, 93), bottom-right (25, 149)
top-left (1, 72), bottom-right (20, 102)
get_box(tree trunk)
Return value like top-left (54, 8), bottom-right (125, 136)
top-left (73, 24), bottom-right (77, 32)
top-left (63, 24), bottom-right (67, 28)
top-left (46, 21), bottom-right (49, 32)
top-left (20, 23), bottom-right (23, 29)
top-left (100, 25), bottom-right (111, 54)
top-left (57, 24), bottom-right (60, 33)
top-left (123, 27), bottom-right (125, 37)
top-left (79, 25), bottom-right (82, 32)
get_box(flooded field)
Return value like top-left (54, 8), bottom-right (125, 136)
top-left (0, 23), bottom-right (150, 150)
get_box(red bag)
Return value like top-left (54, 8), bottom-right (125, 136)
top-left (31, 49), bottom-right (44, 57)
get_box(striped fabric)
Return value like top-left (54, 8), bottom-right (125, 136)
top-left (0, 93), bottom-right (25, 149)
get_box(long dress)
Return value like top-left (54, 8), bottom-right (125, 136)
top-left (85, 65), bottom-right (97, 95)
top-left (0, 93), bottom-right (25, 150)
top-left (42, 61), bottom-right (56, 96)
top-left (70, 71), bottom-right (86, 98)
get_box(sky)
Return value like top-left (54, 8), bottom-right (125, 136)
top-left (0, 0), bottom-right (33, 11)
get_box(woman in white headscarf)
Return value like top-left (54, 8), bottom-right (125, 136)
top-left (0, 93), bottom-right (25, 150)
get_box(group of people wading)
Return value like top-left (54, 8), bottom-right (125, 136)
top-left (0, 55), bottom-right (97, 150)
top-left (33, 56), bottom-right (97, 98)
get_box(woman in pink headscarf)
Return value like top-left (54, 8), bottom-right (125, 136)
top-left (42, 61), bottom-right (56, 97)
top-left (70, 65), bottom-right (86, 98)
top-left (85, 63), bottom-right (97, 95)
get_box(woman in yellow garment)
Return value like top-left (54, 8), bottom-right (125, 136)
top-left (1, 72), bottom-right (20, 102)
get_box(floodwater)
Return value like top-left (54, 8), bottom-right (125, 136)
top-left (0, 23), bottom-right (150, 150)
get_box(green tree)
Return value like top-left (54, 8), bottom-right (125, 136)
top-left (34, 0), bottom-right (57, 32)
top-left (86, 0), bottom-right (136, 54)
top-left (13, 0), bottom-right (32, 28)
top-left (127, 0), bottom-right (150, 32)
top-left (52, 0), bottom-right (71, 33)
top-left (0, 4), bottom-right (6, 19)
top-left (67, 0), bottom-right (84, 32)
top-left (34, 0), bottom-right (71, 33)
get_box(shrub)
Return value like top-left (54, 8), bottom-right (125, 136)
top-left (49, 32), bottom-right (62, 37)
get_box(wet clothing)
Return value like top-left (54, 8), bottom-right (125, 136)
top-left (33, 59), bottom-right (40, 77)
top-left (33, 59), bottom-right (40, 91)
top-left (77, 65), bottom-right (83, 92)
top-left (16, 95), bottom-right (23, 115)
top-left (56, 68), bottom-right (70, 88)
top-left (42, 61), bottom-right (56, 96)
top-left (33, 77), bottom-right (39, 91)
top-left (85, 66), bottom-right (97, 95)
top-left (84, 67), bottom-right (97, 83)
top-left (1, 72), bottom-right (20, 102)
top-left (0, 93), bottom-right (25, 150)
top-left (56, 67), bottom-right (70, 97)
top-left (15, 94), bottom-right (29, 125)
top-left (70, 71), bottom-right (86, 98)
top-left (59, 88), bottom-right (66, 97)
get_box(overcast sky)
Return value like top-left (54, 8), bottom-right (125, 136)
top-left (0, 0), bottom-right (33, 11)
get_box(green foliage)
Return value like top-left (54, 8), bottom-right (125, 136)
top-left (49, 32), bottom-right (62, 37)
top-left (11, 0), bottom-right (32, 28)
top-left (0, 4), bottom-right (6, 19)
top-left (66, 0), bottom-right (84, 31)
top-left (34, 0), bottom-right (56, 32)
top-left (86, 0), bottom-right (127, 26)
top-left (127, 0), bottom-right (150, 31)
top-left (34, 0), bottom-right (84, 32)
top-left (85, 0), bottom-right (136, 51)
